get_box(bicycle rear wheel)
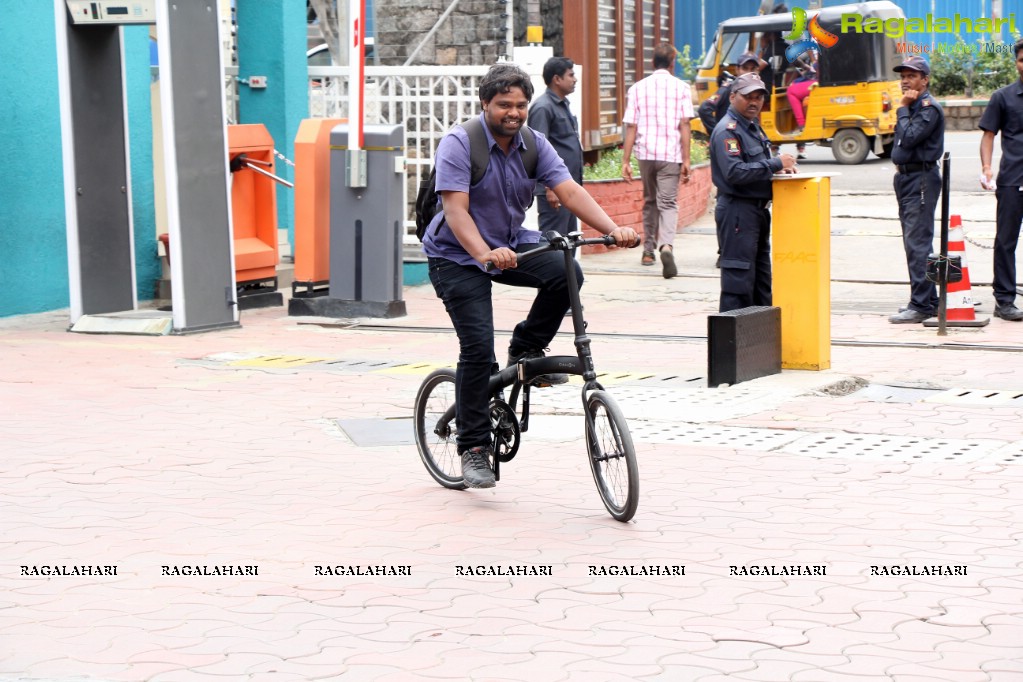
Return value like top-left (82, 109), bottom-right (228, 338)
top-left (585, 391), bottom-right (639, 522)
top-left (414, 369), bottom-right (464, 489)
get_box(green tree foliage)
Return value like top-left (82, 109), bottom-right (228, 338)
top-left (675, 44), bottom-right (700, 81)
top-left (930, 37), bottom-right (1019, 97)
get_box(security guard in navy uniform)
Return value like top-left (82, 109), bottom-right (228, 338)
top-left (710, 72), bottom-right (797, 312)
top-left (889, 55), bottom-right (945, 324)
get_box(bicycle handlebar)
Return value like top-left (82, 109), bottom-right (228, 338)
top-left (484, 232), bottom-right (633, 272)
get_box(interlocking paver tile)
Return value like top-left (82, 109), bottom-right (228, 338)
top-left (887, 661), bottom-right (990, 681)
top-left (726, 659), bottom-right (823, 681)
top-left (988, 673), bottom-right (1023, 682)
top-left (5, 253), bottom-right (1023, 679)
top-left (792, 668), bottom-right (894, 682)
top-left (785, 624), bottom-right (898, 656)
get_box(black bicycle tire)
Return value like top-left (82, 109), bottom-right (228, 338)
top-left (413, 369), bottom-right (465, 490)
top-left (585, 391), bottom-right (639, 521)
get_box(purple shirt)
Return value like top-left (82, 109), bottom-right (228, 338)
top-left (422, 113), bottom-right (572, 270)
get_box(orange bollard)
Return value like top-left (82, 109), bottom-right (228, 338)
top-left (293, 118), bottom-right (346, 295)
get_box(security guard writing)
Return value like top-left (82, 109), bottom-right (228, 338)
top-left (709, 72), bottom-right (797, 313)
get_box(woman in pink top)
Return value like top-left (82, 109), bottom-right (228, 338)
top-left (786, 64), bottom-right (818, 129)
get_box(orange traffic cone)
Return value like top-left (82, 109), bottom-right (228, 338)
top-left (924, 214), bottom-right (989, 327)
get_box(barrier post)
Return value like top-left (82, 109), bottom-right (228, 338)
top-left (770, 173), bottom-right (835, 370)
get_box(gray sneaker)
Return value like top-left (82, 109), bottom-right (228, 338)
top-left (461, 446), bottom-right (495, 488)
top-left (888, 308), bottom-right (933, 324)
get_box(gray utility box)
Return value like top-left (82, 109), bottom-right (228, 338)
top-left (288, 123), bottom-right (407, 318)
top-left (707, 306), bottom-right (781, 388)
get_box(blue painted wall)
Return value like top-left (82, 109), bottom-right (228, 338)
top-left (237, 0), bottom-right (308, 249)
top-left (675, 0), bottom-right (1016, 61)
top-left (0, 5), bottom-right (68, 316)
top-left (0, 6), bottom-right (155, 318)
top-left (126, 27), bottom-right (158, 308)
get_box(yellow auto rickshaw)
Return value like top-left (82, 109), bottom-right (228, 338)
top-left (692, 1), bottom-right (905, 164)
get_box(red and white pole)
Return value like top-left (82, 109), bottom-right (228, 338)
top-left (348, 0), bottom-right (365, 151)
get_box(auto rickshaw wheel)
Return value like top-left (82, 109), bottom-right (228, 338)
top-left (832, 129), bottom-right (870, 165)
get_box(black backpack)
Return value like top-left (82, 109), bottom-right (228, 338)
top-left (415, 117), bottom-right (539, 241)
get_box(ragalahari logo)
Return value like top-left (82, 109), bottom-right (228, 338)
top-left (784, 7), bottom-right (839, 63)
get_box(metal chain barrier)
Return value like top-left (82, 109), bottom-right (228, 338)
top-left (962, 227), bottom-right (994, 250)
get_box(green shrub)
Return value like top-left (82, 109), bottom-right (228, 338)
top-left (583, 140), bottom-right (710, 182)
top-left (583, 147), bottom-right (638, 181)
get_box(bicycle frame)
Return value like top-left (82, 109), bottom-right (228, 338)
top-left (415, 230), bottom-right (640, 520)
top-left (488, 231), bottom-right (618, 477)
top-left (433, 233), bottom-right (614, 418)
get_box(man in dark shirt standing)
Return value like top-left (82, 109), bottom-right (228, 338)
top-left (979, 39), bottom-right (1023, 321)
top-left (529, 57), bottom-right (585, 236)
top-left (709, 72), bottom-right (796, 312)
top-left (697, 52), bottom-right (766, 135)
top-left (888, 56), bottom-right (944, 324)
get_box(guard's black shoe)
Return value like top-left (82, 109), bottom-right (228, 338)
top-left (888, 308), bottom-right (934, 324)
top-left (461, 446), bottom-right (495, 488)
top-left (994, 304), bottom-right (1023, 321)
top-left (507, 349), bottom-right (569, 386)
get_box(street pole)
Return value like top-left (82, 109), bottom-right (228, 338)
top-left (936, 151), bottom-right (951, 336)
top-left (347, 0), bottom-right (366, 187)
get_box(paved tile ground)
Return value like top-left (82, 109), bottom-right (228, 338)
top-left (2, 209), bottom-right (1023, 681)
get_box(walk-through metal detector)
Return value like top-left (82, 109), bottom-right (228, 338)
top-left (55, 0), bottom-right (238, 334)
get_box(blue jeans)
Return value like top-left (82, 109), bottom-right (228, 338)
top-left (428, 241), bottom-right (583, 451)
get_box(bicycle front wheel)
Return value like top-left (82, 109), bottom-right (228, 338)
top-left (414, 369), bottom-right (465, 490)
top-left (585, 391), bottom-right (639, 522)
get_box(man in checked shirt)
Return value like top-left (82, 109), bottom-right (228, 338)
top-left (621, 42), bottom-right (694, 279)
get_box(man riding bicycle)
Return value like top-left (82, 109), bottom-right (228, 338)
top-left (422, 63), bottom-right (637, 489)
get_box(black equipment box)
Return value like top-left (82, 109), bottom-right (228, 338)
top-left (707, 306), bottom-right (782, 388)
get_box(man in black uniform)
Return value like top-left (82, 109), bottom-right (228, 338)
top-left (697, 52), bottom-right (765, 135)
top-left (529, 56), bottom-right (585, 236)
top-left (710, 72), bottom-right (797, 312)
top-left (978, 39), bottom-right (1023, 321)
top-left (888, 55), bottom-right (944, 324)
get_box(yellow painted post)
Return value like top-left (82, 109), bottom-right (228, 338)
top-left (771, 174), bottom-right (833, 370)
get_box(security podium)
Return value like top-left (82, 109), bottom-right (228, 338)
top-left (771, 173), bottom-right (835, 370)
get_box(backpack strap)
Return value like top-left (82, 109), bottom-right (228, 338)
top-left (460, 117), bottom-right (539, 184)
top-left (460, 117), bottom-right (491, 186)
top-left (519, 126), bottom-right (539, 179)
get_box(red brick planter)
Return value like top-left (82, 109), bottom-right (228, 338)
top-left (580, 162), bottom-right (712, 254)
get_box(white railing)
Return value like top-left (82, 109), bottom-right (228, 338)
top-left (308, 65), bottom-right (489, 178)
top-left (225, 66), bottom-right (239, 125)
